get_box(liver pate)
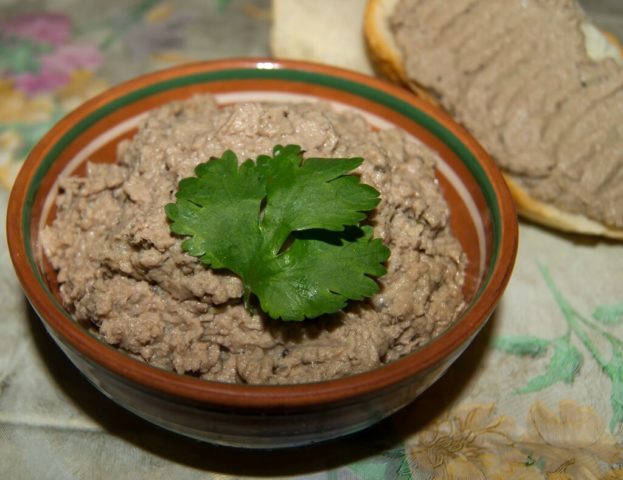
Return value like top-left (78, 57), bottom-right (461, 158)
top-left (391, 0), bottom-right (623, 228)
top-left (41, 96), bottom-right (466, 384)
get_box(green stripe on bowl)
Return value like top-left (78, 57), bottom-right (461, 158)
top-left (24, 66), bottom-right (502, 306)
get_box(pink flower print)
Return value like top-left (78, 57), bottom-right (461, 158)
top-left (12, 44), bottom-right (102, 95)
top-left (1, 13), bottom-right (71, 46)
top-left (40, 44), bottom-right (103, 75)
top-left (12, 68), bottom-right (68, 95)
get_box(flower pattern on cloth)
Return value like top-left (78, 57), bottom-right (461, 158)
top-left (0, 12), bottom-right (106, 187)
top-left (335, 263), bottom-right (623, 480)
top-left (520, 401), bottom-right (622, 479)
top-left (0, 1), bottom-right (201, 188)
top-left (494, 266), bottom-right (623, 433)
top-left (405, 404), bottom-right (542, 479)
top-left (339, 401), bottom-right (622, 479)
top-left (1, 13), bottom-right (102, 95)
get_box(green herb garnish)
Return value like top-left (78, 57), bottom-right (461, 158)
top-left (165, 144), bottom-right (390, 321)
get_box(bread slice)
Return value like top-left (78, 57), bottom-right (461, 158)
top-left (271, 0), bottom-right (375, 75)
top-left (365, 0), bottom-right (623, 240)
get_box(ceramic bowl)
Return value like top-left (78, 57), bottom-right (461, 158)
top-left (7, 59), bottom-right (517, 449)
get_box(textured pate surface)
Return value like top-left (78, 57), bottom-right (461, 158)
top-left (391, 0), bottom-right (623, 229)
top-left (41, 96), bottom-right (466, 385)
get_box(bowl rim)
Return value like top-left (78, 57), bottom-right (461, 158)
top-left (7, 58), bottom-right (518, 409)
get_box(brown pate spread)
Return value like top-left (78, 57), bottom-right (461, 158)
top-left (41, 96), bottom-right (466, 385)
top-left (391, 0), bottom-right (623, 228)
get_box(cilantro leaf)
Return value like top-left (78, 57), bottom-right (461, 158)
top-left (165, 145), bottom-right (390, 321)
top-left (257, 144), bottom-right (381, 249)
top-left (255, 226), bottom-right (389, 321)
top-left (167, 151), bottom-right (265, 270)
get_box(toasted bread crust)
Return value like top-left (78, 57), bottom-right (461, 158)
top-left (364, 0), bottom-right (407, 84)
top-left (364, 0), bottom-right (623, 239)
top-left (365, 0), bottom-right (442, 104)
top-left (504, 175), bottom-right (623, 239)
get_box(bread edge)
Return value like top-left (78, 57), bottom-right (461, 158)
top-left (364, 0), bottom-right (407, 83)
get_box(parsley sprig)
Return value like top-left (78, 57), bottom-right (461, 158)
top-left (165, 145), bottom-right (390, 321)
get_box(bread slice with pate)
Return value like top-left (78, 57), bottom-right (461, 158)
top-left (364, 0), bottom-right (623, 240)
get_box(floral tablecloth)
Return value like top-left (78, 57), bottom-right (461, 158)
top-left (1, 1), bottom-right (622, 479)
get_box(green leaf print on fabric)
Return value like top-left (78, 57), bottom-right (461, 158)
top-left (341, 446), bottom-right (413, 480)
top-left (604, 341), bottom-right (623, 431)
top-left (0, 38), bottom-right (48, 74)
top-left (493, 264), bottom-right (623, 432)
top-left (216, 0), bottom-right (233, 11)
top-left (515, 337), bottom-right (582, 394)
top-left (593, 303), bottom-right (623, 326)
top-left (492, 335), bottom-right (551, 356)
top-left (346, 462), bottom-right (388, 480)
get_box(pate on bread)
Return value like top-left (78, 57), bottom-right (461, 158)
top-left (365, 0), bottom-right (623, 240)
